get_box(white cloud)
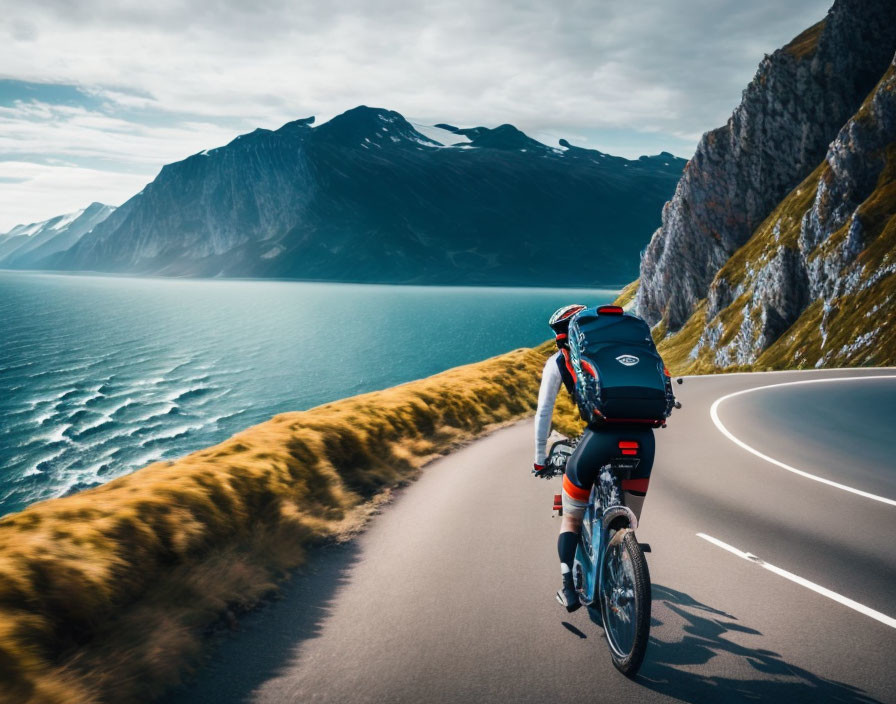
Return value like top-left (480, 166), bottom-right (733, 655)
top-left (0, 161), bottom-right (147, 229)
top-left (0, 101), bottom-right (236, 163)
top-left (0, 0), bottom-right (833, 228)
top-left (2, 0), bottom-right (832, 129)
top-left (0, 101), bottom-right (242, 229)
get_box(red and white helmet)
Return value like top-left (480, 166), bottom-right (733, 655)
top-left (548, 304), bottom-right (586, 338)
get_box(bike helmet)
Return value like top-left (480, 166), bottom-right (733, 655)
top-left (549, 304), bottom-right (586, 339)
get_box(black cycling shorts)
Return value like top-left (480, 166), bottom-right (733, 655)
top-left (563, 425), bottom-right (655, 505)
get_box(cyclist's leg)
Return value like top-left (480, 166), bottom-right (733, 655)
top-left (617, 428), bottom-right (655, 522)
top-left (566, 426), bottom-right (655, 521)
top-left (565, 426), bottom-right (615, 498)
top-left (555, 427), bottom-right (655, 609)
top-left (554, 430), bottom-right (602, 610)
top-left (558, 429), bottom-right (602, 570)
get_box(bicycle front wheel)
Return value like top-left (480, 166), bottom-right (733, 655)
top-left (599, 529), bottom-right (651, 677)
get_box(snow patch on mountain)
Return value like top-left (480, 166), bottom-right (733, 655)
top-left (50, 209), bottom-right (85, 231)
top-left (0, 203), bottom-right (116, 269)
top-left (410, 123), bottom-right (471, 146)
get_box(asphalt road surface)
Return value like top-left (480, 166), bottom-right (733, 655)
top-left (166, 368), bottom-right (896, 704)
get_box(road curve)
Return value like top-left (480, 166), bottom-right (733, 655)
top-left (165, 368), bottom-right (896, 704)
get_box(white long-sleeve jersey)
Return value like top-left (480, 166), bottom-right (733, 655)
top-left (534, 352), bottom-right (564, 466)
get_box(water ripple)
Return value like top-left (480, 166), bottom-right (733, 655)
top-left (0, 271), bottom-right (616, 515)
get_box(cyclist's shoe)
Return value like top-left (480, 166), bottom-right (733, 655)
top-left (556, 574), bottom-right (581, 612)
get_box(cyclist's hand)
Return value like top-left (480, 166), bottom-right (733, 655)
top-left (532, 463), bottom-right (553, 478)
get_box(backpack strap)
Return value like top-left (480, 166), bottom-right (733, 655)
top-left (556, 350), bottom-right (576, 395)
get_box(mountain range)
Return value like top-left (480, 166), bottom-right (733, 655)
top-left (6, 0), bottom-right (891, 374)
top-left (0, 114), bottom-right (685, 287)
top-left (0, 203), bottom-right (116, 271)
top-left (628, 0), bottom-right (896, 370)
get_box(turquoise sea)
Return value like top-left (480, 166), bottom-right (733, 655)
top-left (0, 271), bottom-right (616, 515)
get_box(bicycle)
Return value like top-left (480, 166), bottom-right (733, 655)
top-left (542, 435), bottom-right (651, 677)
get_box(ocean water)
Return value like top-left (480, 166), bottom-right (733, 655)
top-left (0, 271), bottom-right (616, 515)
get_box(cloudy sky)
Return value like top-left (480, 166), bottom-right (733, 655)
top-left (0, 0), bottom-right (831, 232)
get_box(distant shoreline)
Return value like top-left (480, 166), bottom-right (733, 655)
top-left (0, 267), bottom-right (629, 291)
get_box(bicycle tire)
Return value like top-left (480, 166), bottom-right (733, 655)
top-left (599, 529), bottom-right (651, 677)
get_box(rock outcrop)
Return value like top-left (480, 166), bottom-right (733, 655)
top-left (635, 0), bottom-right (896, 331)
top-left (658, 55), bottom-right (896, 371)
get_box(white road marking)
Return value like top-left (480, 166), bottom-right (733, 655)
top-left (683, 367), bottom-right (895, 379)
top-left (697, 533), bottom-right (896, 629)
top-left (709, 375), bottom-right (896, 507)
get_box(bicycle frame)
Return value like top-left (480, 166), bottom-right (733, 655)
top-left (572, 462), bottom-right (639, 606)
top-left (543, 435), bottom-right (652, 675)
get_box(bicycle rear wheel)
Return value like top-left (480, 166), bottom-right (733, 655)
top-left (599, 529), bottom-right (651, 677)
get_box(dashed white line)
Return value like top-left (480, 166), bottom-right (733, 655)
top-left (709, 375), bottom-right (896, 507)
top-left (697, 533), bottom-right (896, 629)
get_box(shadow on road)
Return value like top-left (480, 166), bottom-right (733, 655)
top-left (633, 584), bottom-right (882, 704)
top-left (161, 541), bottom-right (360, 704)
top-left (561, 621), bottom-right (588, 639)
top-left (163, 561), bottom-right (883, 704)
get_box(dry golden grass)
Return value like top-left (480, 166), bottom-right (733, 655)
top-left (782, 19), bottom-right (825, 60)
top-left (655, 77), bottom-right (896, 375)
top-left (0, 342), bottom-right (580, 704)
top-left (613, 280), bottom-right (639, 310)
top-left (759, 144), bottom-right (896, 370)
top-left (715, 163), bottom-right (824, 290)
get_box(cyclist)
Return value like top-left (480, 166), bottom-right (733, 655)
top-left (533, 304), bottom-right (656, 612)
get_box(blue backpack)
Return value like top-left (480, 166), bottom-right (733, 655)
top-left (566, 305), bottom-right (671, 426)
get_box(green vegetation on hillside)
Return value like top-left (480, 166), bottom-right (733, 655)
top-left (649, 67), bottom-right (896, 375)
top-left (759, 145), bottom-right (896, 369)
top-left (715, 164), bottom-right (825, 290)
top-left (655, 154), bottom-right (895, 375)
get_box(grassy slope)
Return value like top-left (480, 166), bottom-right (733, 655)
top-left (758, 144), bottom-right (896, 369)
top-left (613, 279), bottom-right (640, 310)
top-left (782, 18), bottom-right (825, 60)
top-left (650, 78), bottom-right (896, 375)
top-left (0, 342), bottom-right (583, 704)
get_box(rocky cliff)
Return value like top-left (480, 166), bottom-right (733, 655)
top-left (635, 0), bottom-right (896, 331)
top-left (41, 108), bottom-right (684, 287)
top-left (654, 54), bottom-right (896, 372)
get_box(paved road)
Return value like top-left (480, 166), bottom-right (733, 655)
top-left (166, 368), bottom-right (896, 704)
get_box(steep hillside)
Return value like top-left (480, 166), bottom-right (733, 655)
top-left (635, 0), bottom-right (896, 331)
top-left (657, 57), bottom-right (896, 373)
top-left (43, 108), bottom-right (684, 286)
